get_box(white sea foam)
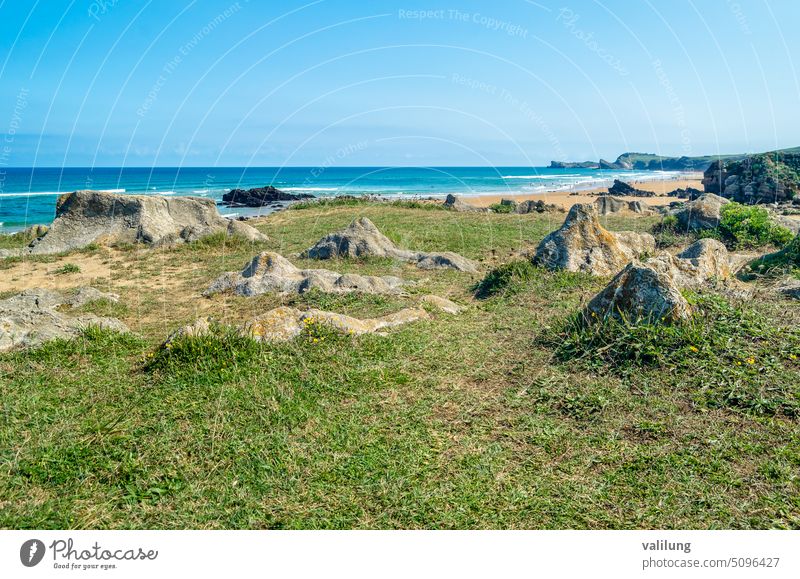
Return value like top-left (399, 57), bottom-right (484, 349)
top-left (281, 187), bottom-right (339, 192)
top-left (0, 188), bottom-right (126, 198)
top-left (502, 174), bottom-right (581, 179)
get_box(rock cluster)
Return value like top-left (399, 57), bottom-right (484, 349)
top-left (204, 251), bottom-right (408, 297)
top-left (607, 180), bottom-right (655, 198)
top-left (515, 199), bottom-right (564, 214)
top-left (702, 152), bottom-right (800, 203)
top-left (533, 203), bottom-right (655, 276)
top-left (594, 196), bottom-right (654, 215)
top-left (220, 185), bottom-right (314, 207)
top-left (303, 217), bottom-right (478, 273)
top-left (0, 288), bottom-right (127, 352)
top-left (166, 295), bottom-right (462, 345)
top-left (667, 187), bottom-right (705, 200)
top-left (585, 238), bottom-right (733, 323)
top-left (22, 190), bottom-right (267, 255)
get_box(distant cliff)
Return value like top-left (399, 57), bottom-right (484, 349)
top-left (549, 148), bottom-right (800, 172)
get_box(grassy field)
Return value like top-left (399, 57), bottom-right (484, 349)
top-left (1, 203), bottom-right (798, 529)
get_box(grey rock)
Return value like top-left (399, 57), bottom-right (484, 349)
top-left (515, 199), bottom-right (564, 214)
top-left (533, 203), bottom-right (656, 276)
top-left (0, 288), bottom-right (128, 352)
top-left (304, 217), bottom-right (478, 273)
top-left (25, 190), bottom-right (267, 255)
top-left (670, 193), bottom-right (730, 231)
top-left (595, 196), bottom-right (655, 215)
top-left (647, 239), bottom-right (732, 289)
top-left (204, 251), bottom-right (408, 297)
top-left (586, 261), bottom-right (692, 323)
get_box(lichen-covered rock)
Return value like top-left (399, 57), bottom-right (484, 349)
top-left (418, 294), bottom-right (464, 314)
top-left (670, 193), bottom-right (730, 231)
top-left (586, 261), bottom-right (692, 323)
top-left (0, 288), bottom-right (128, 352)
top-left (173, 305), bottom-right (433, 343)
top-left (204, 251), bottom-right (407, 297)
top-left (646, 239), bottom-right (732, 289)
top-left (303, 218), bottom-right (478, 273)
top-left (533, 203), bottom-right (655, 276)
top-left (25, 190), bottom-right (267, 255)
top-left (305, 217), bottom-right (409, 260)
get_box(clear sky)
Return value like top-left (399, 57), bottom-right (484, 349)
top-left (1, 0), bottom-right (798, 167)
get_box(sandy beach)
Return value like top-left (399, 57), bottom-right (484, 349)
top-left (465, 175), bottom-right (703, 209)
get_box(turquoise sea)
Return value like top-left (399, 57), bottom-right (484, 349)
top-left (0, 166), bottom-right (691, 233)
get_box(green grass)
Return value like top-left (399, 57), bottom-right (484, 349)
top-left (0, 203), bottom-right (798, 529)
top-left (546, 294), bottom-right (800, 417)
top-left (54, 263), bottom-right (81, 274)
top-left (746, 233), bottom-right (800, 279)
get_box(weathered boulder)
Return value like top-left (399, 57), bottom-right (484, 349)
top-left (204, 251), bottom-right (407, 297)
top-left (443, 194), bottom-right (486, 212)
top-left (586, 261), bottom-right (692, 323)
top-left (0, 288), bottom-right (128, 352)
top-left (595, 196), bottom-right (654, 215)
top-left (305, 217), bottom-right (409, 260)
top-left (25, 190), bottom-right (267, 255)
top-left (515, 199), bottom-right (564, 214)
top-left (303, 218), bottom-right (478, 273)
top-left (670, 193), bottom-right (730, 231)
top-left (607, 180), bottom-right (655, 198)
top-left (220, 185), bottom-right (313, 207)
top-left (243, 305), bottom-right (430, 340)
top-left (533, 203), bottom-right (656, 276)
top-left (648, 239), bottom-right (732, 289)
top-left (702, 160), bottom-right (727, 194)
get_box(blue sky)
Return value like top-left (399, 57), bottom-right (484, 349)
top-left (0, 0), bottom-right (798, 166)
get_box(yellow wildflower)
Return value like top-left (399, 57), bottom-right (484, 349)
top-left (745, 357), bottom-right (755, 365)
top-left (689, 346), bottom-right (699, 353)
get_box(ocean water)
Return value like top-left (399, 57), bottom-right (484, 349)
top-left (0, 166), bottom-right (690, 233)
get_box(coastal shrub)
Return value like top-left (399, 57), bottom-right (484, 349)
top-left (545, 294), bottom-right (800, 417)
top-left (488, 202), bottom-right (514, 214)
top-left (54, 263), bottom-right (81, 274)
top-left (712, 203), bottom-right (794, 249)
top-left (389, 200), bottom-right (445, 210)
